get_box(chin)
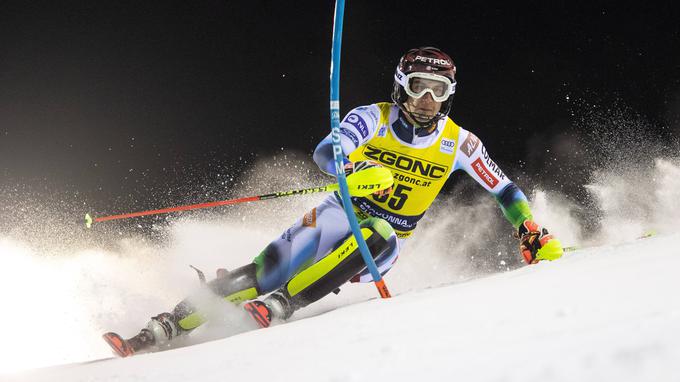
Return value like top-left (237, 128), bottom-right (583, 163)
top-left (413, 113), bottom-right (435, 121)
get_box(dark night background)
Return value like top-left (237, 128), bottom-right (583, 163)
top-left (1, 1), bottom-right (679, 229)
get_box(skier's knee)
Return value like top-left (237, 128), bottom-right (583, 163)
top-left (277, 217), bottom-right (395, 311)
top-left (359, 217), bottom-right (396, 257)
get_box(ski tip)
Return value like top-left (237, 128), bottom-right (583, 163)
top-left (85, 213), bottom-right (93, 229)
top-left (102, 332), bottom-right (134, 358)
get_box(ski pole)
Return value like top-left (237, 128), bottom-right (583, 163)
top-left (85, 166), bottom-right (392, 228)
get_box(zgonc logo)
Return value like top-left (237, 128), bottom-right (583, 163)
top-left (363, 146), bottom-right (448, 180)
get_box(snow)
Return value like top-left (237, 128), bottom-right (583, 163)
top-left (2, 156), bottom-right (680, 381)
top-left (4, 233), bottom-right (680, 382)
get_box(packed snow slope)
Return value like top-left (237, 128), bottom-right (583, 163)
top-left (7, 232), bottom-right (680, 382)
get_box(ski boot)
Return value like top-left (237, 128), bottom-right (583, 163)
top-left (243, 291), bottom-right (294, 328)
top-left (102, 312), bottom-right (181, 357)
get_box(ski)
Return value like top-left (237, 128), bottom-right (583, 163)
top-left (563, 230), bottom-right (657, 253)
top-left (102, 332), bottom-right (136, 358)
top-left (103, 301), bottom-right (274, 358)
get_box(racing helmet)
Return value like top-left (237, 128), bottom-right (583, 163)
top-left (391, 47), bottom-right (457, 127)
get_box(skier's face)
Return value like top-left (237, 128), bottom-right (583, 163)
top-left (403, 92), bottom-right (442, 125)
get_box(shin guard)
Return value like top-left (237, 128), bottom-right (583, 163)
top-left (281, 217), bottom-right (395, 313)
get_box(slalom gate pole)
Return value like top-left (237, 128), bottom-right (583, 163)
top-left (84, 166), bottom-right (393, 228)
top-left (329, 0), bottom-right (391, 298)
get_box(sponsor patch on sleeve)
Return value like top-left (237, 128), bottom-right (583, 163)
top-left (481, 146), bottom-right (506, 181)
top-left (355, 106), bottom-right (379, 125)
top-left (340, 127), bottom-right (360, 147)
top-left (471, 158), bottom-right (498, 188)
top-left (344, 113), bottom-right (369, 139)
top-left (461, 132), bottom-right (480, 157)
top-left (440, 138), bottom-right (456, 154)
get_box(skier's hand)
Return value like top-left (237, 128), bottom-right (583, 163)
top-left (516, 220), bottom-right (563, 264)
top-left (344, 161), bottom-right (393, 197)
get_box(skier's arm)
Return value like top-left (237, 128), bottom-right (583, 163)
top-left (313, 105), bottom-right (381, 175)
top-left (313, 137), bottom-right (352, 175)
top-left (454, 130), bottom-right (532, 228)
top-left (494, 183), bottom-right (533, 228)
top-left (454, 129), bottom-right (563, 263)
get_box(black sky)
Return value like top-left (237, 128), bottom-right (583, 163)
top-left (1, 1), bottom-right (679, 212)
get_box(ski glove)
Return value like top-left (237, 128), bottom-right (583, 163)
top-left (344, 161), bottom-right (393, 197)
top-left (516, 220), bottom-right (563, 264)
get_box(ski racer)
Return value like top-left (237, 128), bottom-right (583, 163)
top-left (103, 46), bottom-right (563, 357)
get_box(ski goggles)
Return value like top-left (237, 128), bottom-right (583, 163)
top-left (395, 69), bottom-right (456, 102)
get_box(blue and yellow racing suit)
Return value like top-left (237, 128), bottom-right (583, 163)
top-left (316, 103), bottom-right (531, 234)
